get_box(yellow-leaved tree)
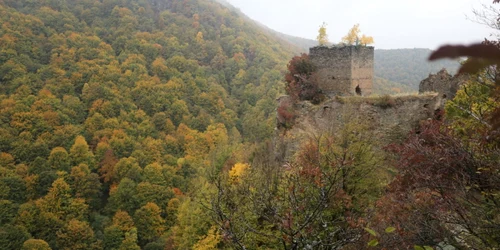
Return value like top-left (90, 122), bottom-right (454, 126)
top-left (317, 22), bottom-right (329, 46)
top-left (196, 31), bottom-right (204, 43)
top-left (360, 34), bottom-right (374, 46)
top-left (192, 226), bottom-right (221, 250)
top-left (341, 24), bottom-right (374, 46)
top-left (229, 163), bottom-right (250, 184)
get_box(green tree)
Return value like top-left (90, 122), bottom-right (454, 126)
top-left (56, 219), bottom-right (99, 250)
top-left (134, 182), bottom-right (174, 208)
top-left (0, 224), bottom-right (30, 250)
top-left (69, 164), bottom-right (101, 209)
top-left (69, 136), bottom-right (95, 170)
top-left (142, 163), bottom-right (175, 187)
top-left (37, 178), bottom-right (89, 221)
top-left (0, 200), bottom-right (16, 225)
top-left (133, 202), bottom-right (166, 246)
top-left (445, 71), bottom-right (499, 137)
top-left (173, 197), bottom-right (213, 249)
top-left (103, 225), bottom-right (124, 250)
top-left (113, 157), bottom-right (142, 183)
top-left (0, 175), bottom-right (27, 203)
top-left (107, 178), bottom-right (139, 214)
top-left (103, 210), bottom-right (135, 250)
top-left (48, 147), bottom-right (71, 172)
top-left (118, 228), bottom-right (141, 250)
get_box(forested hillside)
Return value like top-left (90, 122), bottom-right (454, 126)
top-left (260, 28), bottom-right (319, 52)
top-left (373, 76), bottom-right (414, 94)
top-left (0, 0), bottom-right (297, 249)
top-left (1, 0), bottom-right (498, 249)
top-left (375, 48), bottom-right (460, 90)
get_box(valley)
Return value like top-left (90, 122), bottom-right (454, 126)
top-left (0, 0), bottom-right (498, 249)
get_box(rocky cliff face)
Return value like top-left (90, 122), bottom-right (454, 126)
top-left (276, 94), bottom-right (445, 160)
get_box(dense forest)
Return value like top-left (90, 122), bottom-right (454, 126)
top-left (0, 0), bottom-right (499, 249)
top-left (0, 0), bottom-right (295, 248)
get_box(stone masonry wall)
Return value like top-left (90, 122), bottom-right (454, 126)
top-left (310, 46), bottom-right (352, 96)
top-left (309, 46), bottom-right (374, 97)
top-left (351, 47), bottom-right (374, 96)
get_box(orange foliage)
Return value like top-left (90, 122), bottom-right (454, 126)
top-left (99, 149), bottom-right (119, 183)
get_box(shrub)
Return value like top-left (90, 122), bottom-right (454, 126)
top-left (373, 95), bottom-right (395, 109)
top-left (277, 101), bottom-right (296, 129)
top-left (285, 54), bottom-right (323, 104)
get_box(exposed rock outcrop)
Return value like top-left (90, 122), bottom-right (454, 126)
top-left (419, 69), bottom-right (468, 100)
top-left (275, 94), bottom-right (445, 160)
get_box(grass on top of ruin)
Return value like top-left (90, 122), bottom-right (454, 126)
top-left (335, 92), bottom-right (438, 108)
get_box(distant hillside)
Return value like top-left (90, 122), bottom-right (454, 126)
top-left (375, 48), bottom-right (460, 90)
top-left (373, 77), bottom-right (414, 95)
top-left (214, 0), bottom-right (305, 54)
top-left (259, 28), bottom-right (318, 52)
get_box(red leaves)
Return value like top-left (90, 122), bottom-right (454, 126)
top-left (374, 118), bottom-right (500, 248)
top-left (99, 149), bottom-right (118, 183)
top-left (284, 54), bottom-right (323, 103)
top-left (294, 139), bottom-right (324, 186)
top-left (277, 101), bottom-right (296, 129)
top-left (387, 120), bottom-right (473, 193)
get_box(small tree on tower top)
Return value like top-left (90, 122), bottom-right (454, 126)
top-left (341, 24), bottom-right (374, 46)
top-left (317, 22), bottom-right (329, 46)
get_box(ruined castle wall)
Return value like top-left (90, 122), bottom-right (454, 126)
top-left (309, 46), bottom-right (353, 96)
top-left (351, 47), bottom-right (374, 96)
top-left (276, 94), bottom-right (444, 160)
top-left (419, 69), bottom-right (468, 100)
top-left (309, 46), bottom-right (374, 96)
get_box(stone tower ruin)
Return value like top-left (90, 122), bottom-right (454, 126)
top-left (309, 46), bottom-right (374, 96)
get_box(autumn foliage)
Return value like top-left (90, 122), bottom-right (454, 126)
top-left (276, 98), bottom-right (295, 129)
top-left (1, 0), bottom-right (500, 249)
top-left (209, 118), bottom-right (385, 249)
top-left (364, 3), bottom-right (500, 248)
top-left (317, 22), bottom-right (329, 45)
top-left (371, 119), bottom-right (500, 248)
top-left (0, 0), bottom-right (298, 248)
top-left (341, 24), bottom-right (374, 46)
top-left (284, 54), bottom-right (324, 103)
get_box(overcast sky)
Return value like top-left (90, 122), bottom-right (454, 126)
top-left (225, 0), bottom-right (497, 49)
